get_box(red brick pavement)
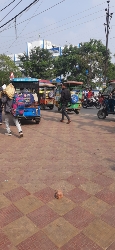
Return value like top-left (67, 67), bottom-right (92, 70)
top-left (0, 110), bottom-right (115, 249)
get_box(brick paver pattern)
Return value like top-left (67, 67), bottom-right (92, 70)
top-left (0, 110), bottom-right (115, 249)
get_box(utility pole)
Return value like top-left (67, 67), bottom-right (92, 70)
top-left (104, 0), bottom-right (113, 84)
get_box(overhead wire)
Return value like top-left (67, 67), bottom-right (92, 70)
top-left (0, 0), bottom-right (106, 33)
top-left (0, 5), bottom-right (111, 44)
top-left (1, 6), bottom-right (102, 41)
top-left (0, 22), bottom-right (102, 45)
top-left (0, 0), bottom-right (23, 22)
top-left (27, 8), bottom-right (112, 37)
top-left (3, 14), bottom-right (106, 52)
top-left (0, 0), bottom-right (40, 29)
top-left (0, 0), bottom-right (114, 55)
top-left (19, 0), bottom-right (107, 27)
top-left (0, 0), bottom-right (16, 12)
top-left (44, 15), bottom-right (106, 38)
top-left (5, 30), bottom-right (115, 57)
top-left (6, 0), bottom-right (44, 52)
top-left (1, 14), bottom-right (104, 49)
top-left (0, 4), bottom-right (112, 46)
top-left (0, 0), bottom-right (10, 7)
top-left (17, 0), bottom-right (44, 35)
top-left (0, 0), bottom-right (66, 33)
top-left (8, 4), bottom-right (110, 39)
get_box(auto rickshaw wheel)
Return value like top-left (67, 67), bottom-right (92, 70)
top-left (74, 110), bottom-right (79, 114)
top-left (35, 119), bottom-right (40, 124)
top-left (49, 105), bottom-right (54, 110)
top-left (97, 110), bottom-right (106, 119)
top-left (41, 104), bottom-right (46, 110)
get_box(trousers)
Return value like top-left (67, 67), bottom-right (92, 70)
top-left (0, 111), bottom-right (2, 122)
top-left (5, 113), bottom-right (22, 134)
top-left (62, 104), bottom-right (70, 120)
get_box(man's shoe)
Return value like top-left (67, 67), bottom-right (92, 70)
top-left (5, 132), bottom-right (12, 136)
top-left (60, 119), bottom-right (64, 122)
top-left (67, 120), bottom-right (71, 124)
top-left (19, 131), bottom-right (23, 138)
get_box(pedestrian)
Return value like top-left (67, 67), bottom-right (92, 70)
top-left (60, 84), bottom-right (71, 124)
top-left (87, 88), bottom-right (93, 99)
top-left (87, 88), bottom-right (93, 104)
top-left (0, 85), bottom-right (23, 137)
top-left (83, 88), bottom-right (89, 98)
top-left (0, 91), bottom-right (3, 125)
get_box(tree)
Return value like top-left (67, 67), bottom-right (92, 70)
top-left (19, 47), bottom-right (54, 79)
top-left (0, 54), bottom-right (21, 85)
top-left (107, 62), bottom-right (115, 81)
top-left (53, 45), bottom-right (83, 80)
top-left (53, 39), bottom-right (111, 86)
top-left (76, 39), bottom-right (109, 85)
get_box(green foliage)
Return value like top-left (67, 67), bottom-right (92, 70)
top-left (107, 62), bottom-right (115, 81)
top-left (53, 39), bottom-right (115, 85)
top-left (19, 40), bottom-right (115, 85)
top-left (19, 47), bottom-right (54, 79)
top-left (0, 54), bottom-right (21, 85)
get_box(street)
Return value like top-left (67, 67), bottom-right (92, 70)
top-left (0, 108), bottom-right (115, 250)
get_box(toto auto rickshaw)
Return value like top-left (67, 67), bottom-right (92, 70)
top-left (11, 78), bottom-right (41, 124)
top-left (55, 81), bottom-right (83, 114)
top-left (97, 80), bottom-right (115, 119)
top-left (39, 83), bottom-right (55, 110)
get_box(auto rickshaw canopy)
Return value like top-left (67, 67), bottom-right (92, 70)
top-left (11, 78), bottom-right (39, 89)
top-left (63, 81), bottom-right (83, 86)
top-left (39, 83), bottom-right (56, 88)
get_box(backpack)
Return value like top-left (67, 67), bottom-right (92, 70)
top-left (65, 89), bottom-right (71, 102)
top-left (12, 95), bottom-right (25, 116)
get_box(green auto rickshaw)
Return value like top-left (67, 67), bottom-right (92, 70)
top-left (54, 81), bottom-right (83, 114)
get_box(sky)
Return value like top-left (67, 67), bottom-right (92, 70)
top-left (0, 0), bottom-right (115, 62)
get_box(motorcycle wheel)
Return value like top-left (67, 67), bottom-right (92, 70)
top-left (82, 102), bottom-right (87, 108)
top-left (96, 103), bottom-right (101, 109)
top-left (97, 110), bottom-right (106, 119)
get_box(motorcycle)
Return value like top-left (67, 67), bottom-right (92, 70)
top-left (97, 96), bottom-right (115, 119)
top-left (82, 96), bottom-right (101, 109)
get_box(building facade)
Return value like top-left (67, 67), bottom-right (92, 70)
top-left (8, 39), bottom-right (63, 67)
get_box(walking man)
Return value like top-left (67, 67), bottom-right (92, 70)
top-left (60, 84), bottom-right (71, 124)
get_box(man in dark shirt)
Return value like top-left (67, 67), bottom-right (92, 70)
top-left (60, 84), bottom-right (71, 124)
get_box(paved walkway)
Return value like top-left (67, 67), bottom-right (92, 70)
top-left (0, 110), bottom-right (115, 250)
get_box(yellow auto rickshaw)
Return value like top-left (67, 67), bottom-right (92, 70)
top-left (39, 83), bottom-right (56, 110)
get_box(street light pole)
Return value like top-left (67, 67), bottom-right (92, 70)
top-left (104, 0), bottom-right (113, 84)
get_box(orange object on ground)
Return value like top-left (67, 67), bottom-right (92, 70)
top-left (55, 190), bottom-right (63, 199)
